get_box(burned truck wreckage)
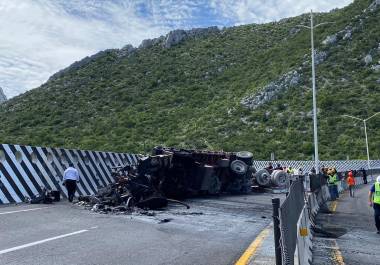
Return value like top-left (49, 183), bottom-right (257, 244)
top-left (77, 147), bottom-right (289, 212)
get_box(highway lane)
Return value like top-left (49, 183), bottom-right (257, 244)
top-left (312, 183), bottom-right (380, 265)
top-left (0, 192), bottom-right (280, 265)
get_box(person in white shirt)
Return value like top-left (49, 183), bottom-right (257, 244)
top-left (63, 164), bottom-right (79, 202)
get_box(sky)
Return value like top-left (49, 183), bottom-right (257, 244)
top-left (0, 0), bottom-right (354, 99)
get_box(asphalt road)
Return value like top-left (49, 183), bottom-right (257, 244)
top-left (312, 183), bottom-right (380, 265)
top-left (0, 192), bottom-right (280, 265)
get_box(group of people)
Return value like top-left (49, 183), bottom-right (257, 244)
top-left (265, 162), bottom-right (303, 176)
top-left (321, 167), bottom-right (341, 200)
top-left (320, 166), bottom-right (369, 199)
top-left (318, 166), bottom-right (380, 234)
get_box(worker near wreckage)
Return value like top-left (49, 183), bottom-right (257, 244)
top-left (328, 168), bottom-right (339, 201)
top-left (63, 163), bottom-right (80, 202)
top-left (369, 176), bottom-right (380, 234)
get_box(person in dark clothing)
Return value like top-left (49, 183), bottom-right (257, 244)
top-left (266, 162), bottom-right (274, 174)
top-left (369, 176), bottom-right (380, 234)
top-left (274, 163), bottom-right (282, 170)
top-left (63, 164), bottom-right (80, 202)
top-left (362, 168), bottom-right (368, 184)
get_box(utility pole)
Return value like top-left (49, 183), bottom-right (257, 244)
top-left (297, 11), bottom-right (333, 173)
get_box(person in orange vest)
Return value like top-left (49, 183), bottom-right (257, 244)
top-left (347, 171), bottom-right (356, 197)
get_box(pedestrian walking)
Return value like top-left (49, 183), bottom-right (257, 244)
top-left (368, 176), bottom-right (380, 234)
top-left (63, 164), bottom-right (80, 202)
top-left (347, 171), bottom-right (356, 197)
top-left (362, 168), bottom-right (368, 184)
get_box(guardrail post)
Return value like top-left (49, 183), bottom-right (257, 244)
top-left (272, 198), bottom-right (282, 265)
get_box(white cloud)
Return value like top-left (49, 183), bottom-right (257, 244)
top-left (0, 0), bottom-right (354, 99)
top-left (0, 0), bottom-right (169, 98)
top-left (210, 0), bottom-right (354, 25)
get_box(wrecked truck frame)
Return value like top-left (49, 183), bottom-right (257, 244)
top-left (78, 147), bottom-right (258, 212)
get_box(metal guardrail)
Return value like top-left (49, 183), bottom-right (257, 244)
top-left (278, 180), bottom-right (305, 265)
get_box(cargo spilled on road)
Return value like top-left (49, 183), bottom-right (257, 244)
top-left (75, 147), bottom-right (290, 214)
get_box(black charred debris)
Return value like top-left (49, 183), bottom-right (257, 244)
top-left (76, 147), bottom-right (255, 214)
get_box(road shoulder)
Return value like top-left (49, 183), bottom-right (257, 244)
top-left (312, 184), bottom-right (380, 265)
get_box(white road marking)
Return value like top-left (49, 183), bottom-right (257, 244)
top-left (0, 207), bottom-right (51, 215)
top-left (0, 229), bottom-right (89, 255)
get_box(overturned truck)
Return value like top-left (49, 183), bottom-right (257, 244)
top-left (78, 147), bottom-right (289, 211)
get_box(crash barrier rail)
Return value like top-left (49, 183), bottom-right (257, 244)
top-left (277, 180), bottom-right (305, 265)
top-left (295, 185), bottom-right (330, 265)
top-left (253, 160), bottom-right (380, 174)
top-left (309, 174), bottom-right (327, 192)
top-left (0, 143), bottom-right (138, 204)
top-left (296, 202), bottom-right (313, 265)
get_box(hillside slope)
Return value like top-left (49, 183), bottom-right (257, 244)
top-left (0, 0), bottom-right (379, 160)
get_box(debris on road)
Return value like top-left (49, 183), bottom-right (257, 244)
top-left (158, 218), bottom-right (173, 224)
top-left (253, 169), bottom-right (290, 189)
top-left (29, 188), bottom-right (60, 204)
top-left (77, 147), bottom-right (259, 213)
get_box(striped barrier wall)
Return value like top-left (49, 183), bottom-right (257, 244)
top-left (0, 144), bottom-right (138, 204)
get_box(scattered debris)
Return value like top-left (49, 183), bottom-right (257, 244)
top-left (253, 169), bottom-right (289, 188)
top-left (171, 212), bottom-right (203, 216)
top-left (29, 188), bottom-right (60, 204)
top-left (77, 147), bottom-right (256, 214)
top-left (158, 218), bottom-right (173, 224)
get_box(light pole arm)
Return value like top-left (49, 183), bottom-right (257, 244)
top-left (296, 25), bottom-right (311, 29)
top-left (296, 21), bottom-right (334, 30)
top-left (364, 120), bottom-right (371, 170)
top-left (365, 111), bottom-right (380, 122)
top-left (342, 114), bottom-right (363, 122)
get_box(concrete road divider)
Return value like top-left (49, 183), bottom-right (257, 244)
top-left (0, 143), bottom-right (138, 204)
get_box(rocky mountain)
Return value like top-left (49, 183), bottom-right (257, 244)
top-left (0, 87), bottom-right (6, 104)
top-left (0, 0), bottom-right (379, 160)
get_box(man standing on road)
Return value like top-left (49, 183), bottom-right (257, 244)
top-left (347, 171), bottom-right (356, 197)
top-left (362, 168), bottom-right (368, 184)
top-left (368, 176), bottom-right (380, 234)
top-left (63, 163), bottom-right (80, 202)
top-left (328, 168), bottom-right (339, 200)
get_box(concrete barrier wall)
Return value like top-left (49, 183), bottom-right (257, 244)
top-left (0, 144), bottom-right (138, 204)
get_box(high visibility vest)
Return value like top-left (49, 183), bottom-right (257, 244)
top-left (374, 183), bottom-right (380, 205)
top-left (329, 174), bottom-right (337, 185)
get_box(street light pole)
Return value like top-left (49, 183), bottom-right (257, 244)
top-left (364, 119), bottom-right (370, 170)
top-left (298, 11), bottom-right (333, 172)
top-left (310, 11), bottom-right (319, 173)
top-left (342, 112), bottom-right (380, 172)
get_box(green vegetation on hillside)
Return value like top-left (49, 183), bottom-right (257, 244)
top-left (0, 0), bottom-right (379, 160)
